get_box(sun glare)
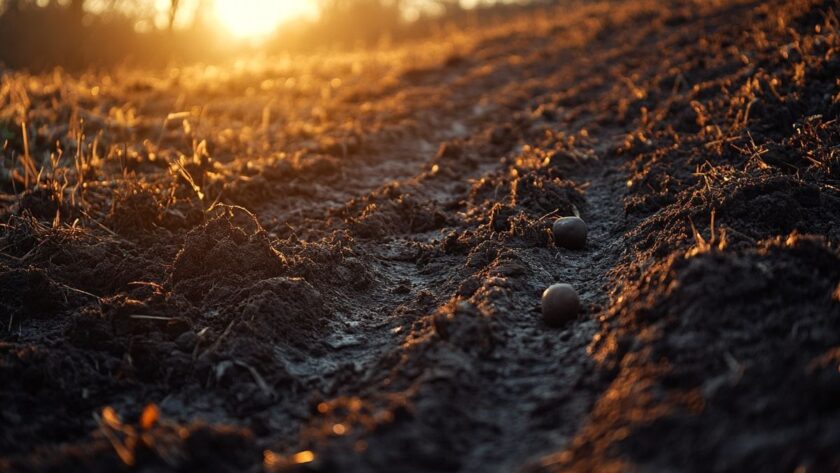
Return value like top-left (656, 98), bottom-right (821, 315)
top-left (214, 0), bottom-right (317, 39)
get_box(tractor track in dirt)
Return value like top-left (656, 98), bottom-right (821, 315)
top-left (249, 31), bottom-right (635, 468)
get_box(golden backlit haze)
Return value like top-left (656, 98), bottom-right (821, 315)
top-left (0, 0), bottom-right (536, 69)
top-left (213, 0), bottom-right (318, 39)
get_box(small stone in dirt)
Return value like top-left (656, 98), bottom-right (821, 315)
top-left (392, 281), bottom-right (412, 294)
top-left (541, 283), bottom-right (580, 327)
top-left (175, 330), bottom-right (197, 352)
top-left (552, 216), bottom-right (587, 249)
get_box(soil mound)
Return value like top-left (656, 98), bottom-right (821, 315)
top-left (169, 206), bottom-right (286, 305)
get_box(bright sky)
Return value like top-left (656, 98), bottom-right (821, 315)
top-left (115, 0), bottom-right (513, 40)
top-left (213, 0), bottom-right (318, 39)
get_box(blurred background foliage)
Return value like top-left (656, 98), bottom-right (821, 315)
top-left (0, 0), bottom-right (557, 70)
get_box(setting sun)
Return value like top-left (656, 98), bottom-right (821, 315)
top-left (213, 0), bottom-right (317, 39)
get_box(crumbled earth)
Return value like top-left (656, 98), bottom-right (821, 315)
top-left (1, 0), bottom-right (839, 472)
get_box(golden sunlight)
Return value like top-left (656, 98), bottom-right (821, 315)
top-left (213, 0), bottom-right (317, 39)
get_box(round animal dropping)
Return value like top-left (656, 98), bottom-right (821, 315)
top-left (552, 216), bottom-right (587, 250)
top-left (541, 283), bottom-right (581, 327)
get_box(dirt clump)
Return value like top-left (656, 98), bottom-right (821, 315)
top-left (106, 185), bottom-right (164, 235)
top-left (169, 205), bottom-right (286, 305)
top-left (0, 264), bottom-right (67, 323)
top-left (233, 276), bottom-right (327, 344)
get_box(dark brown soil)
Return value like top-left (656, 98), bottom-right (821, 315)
top-left (1, 0), bottom-right (839, 472)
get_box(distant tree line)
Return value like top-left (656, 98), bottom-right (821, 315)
top-left (0, 0), bottom-right (558, 70)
